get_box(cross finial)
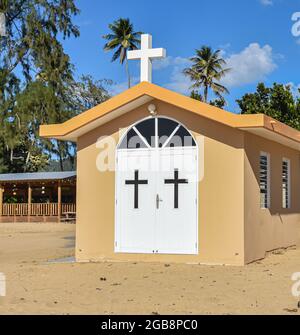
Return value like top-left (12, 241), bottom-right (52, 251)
top-left (127, 34), bottom-right (166, 83)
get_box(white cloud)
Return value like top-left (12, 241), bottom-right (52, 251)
top-left (160, 57), bottom-right (192, 95)
top-left (153, 56), bottom-right (191, 70)
top-left (221, 43), bottom-right (277, 87)
top-left (165, 69), bottom-right (192, 95)
top-left (163, 43), bottom-right (277, 94)
top-left (109, 43), bottom-right (277, 97)
top-left (260, 0), bottom-right (273, 5)
top-left (109, 57), bottom-right (192, 96)
top-left (153, 57), bottom-right (173, 70)
top-left (109, 77), bottom-right (139, 96)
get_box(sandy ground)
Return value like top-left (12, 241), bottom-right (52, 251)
top-left (0, 222), bottom-right (299, 315)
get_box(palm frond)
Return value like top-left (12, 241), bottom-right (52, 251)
top-left (102, 33), bottom-right (116, 41)
top-left (183, 45), bottom-right (230, 102)
top-left (211, 82), bottom-right (230, 95)
top-left (103, 38), bottom-right (121, 51)
top-left (102, 18), bottom-right (141, 65)
top-left (111, 47), bottom-right (122, 62)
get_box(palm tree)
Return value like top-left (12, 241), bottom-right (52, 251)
top-left (103, 18), bottom-right (142, 88)
top-left (183, 46), bottom-right (231, 103)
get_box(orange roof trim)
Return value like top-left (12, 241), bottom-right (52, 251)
top-left (39, 81), bottom-right (300, 148)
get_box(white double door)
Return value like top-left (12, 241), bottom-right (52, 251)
top-left (116, 148), bottom-right (198, 255)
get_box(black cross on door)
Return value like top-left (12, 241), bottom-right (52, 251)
top-left (165, 169), bottom-right (188, 209)
top-left (125, 170), bottom-right (148, 209)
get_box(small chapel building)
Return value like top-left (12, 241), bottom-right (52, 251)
top-left (40, 35), bottom-right (300, 265)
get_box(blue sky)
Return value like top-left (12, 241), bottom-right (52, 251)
top-left (63, 0), bottom-right (300, 113)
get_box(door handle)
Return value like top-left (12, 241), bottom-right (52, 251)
top-left (156, 194), bottom-right (163, 209)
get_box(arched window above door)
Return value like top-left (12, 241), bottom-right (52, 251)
top-left (119, 117), bottom-right (196, 150)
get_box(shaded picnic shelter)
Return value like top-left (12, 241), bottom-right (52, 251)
top-left (0, 171), bottom-right (76, 222)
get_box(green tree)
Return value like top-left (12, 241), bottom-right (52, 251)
top-left (49, 75), bottom-right (112, 171)
top-left (0, 0), bottom-right (79, 81)
top-left (5, 74), bottom-right (112, 173)
top-left (0, 80), bottom-right (58, 172)
top-left (209, 97), bottom-right (226, 109)
top-left (190, 90), bottom-right (203, 101)
top-left (184, 46), bottom-right (230, 102)
top-left (190, 90), bottom-right (226, 109)
top-left (0, 71), bottom-right (21, 172)
top-left (103, 18), bottom-right (142, 88)
top-left (69, 75), bottom-right (112, 111)
top-left (0, 0), bottom-right (80, 172)
top-left (237, 83), bottom-right (300, 130)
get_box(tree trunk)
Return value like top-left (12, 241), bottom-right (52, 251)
top-left (59, 153), bottom-right (64, 171)
top-left (24, 151), bottom-right (31, 172)
top-left (0, 13), bottom-right (6, 37)
top-left (57, 141), bottom-right (64, 172)
top-left (126, 57), bottom-right (131, 89)
top-left (204, 86), bottom-right (208, 103)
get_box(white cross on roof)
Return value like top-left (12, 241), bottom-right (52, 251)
top-left (127, 34), bottom-right (166, 83)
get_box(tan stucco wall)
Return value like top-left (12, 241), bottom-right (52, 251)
top-left (244, 132), bottom-right (300, 264)
top-left (75, 100), bottom-right (245, 265)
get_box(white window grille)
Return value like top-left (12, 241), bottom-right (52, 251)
top-left (282, 158), bottom-right (291, 209)
top-left (260, 153), bottom-right (270, 209)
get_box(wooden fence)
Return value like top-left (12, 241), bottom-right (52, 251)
top-left (1, 203), bottom-right (76, 217)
